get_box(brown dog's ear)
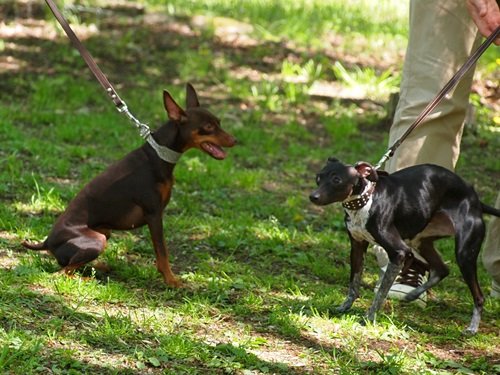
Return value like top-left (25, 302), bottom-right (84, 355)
top-left (163, 90), bottom-right (187, 121)
top-left (354, 161), bottom-right (378, 182)
top-left (186, 83), bottom-right (200, 108)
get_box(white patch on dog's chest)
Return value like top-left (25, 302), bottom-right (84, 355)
top-left (345, 198), bottom-right (375, 243)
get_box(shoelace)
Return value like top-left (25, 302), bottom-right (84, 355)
top-left (395, 269), bottom-right (427, 287)
top-left (395, 257), bottom-right (429, 287)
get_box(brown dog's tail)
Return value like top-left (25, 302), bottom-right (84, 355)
top-left (22, 240), bottom-right (48, 251)
top-left (482, 203), bottom-right (500, 217)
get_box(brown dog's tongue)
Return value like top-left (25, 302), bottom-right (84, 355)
top-left (201, 142), bottom-right (227, 160)
top-left (211, 145), bottom-right (227, 160)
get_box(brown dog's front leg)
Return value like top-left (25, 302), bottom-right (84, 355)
top-left (147, 215), bottom-right (182, 287)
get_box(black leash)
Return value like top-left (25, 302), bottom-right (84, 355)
top-left (374, 26), bottom-right (500, 170)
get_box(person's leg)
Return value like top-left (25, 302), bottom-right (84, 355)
top-left (386, 0), bottom-right (481, 173)
top-left (374, 0), bottom-right (481, 304)
top-left (482, 193), bottom-right (500, 298)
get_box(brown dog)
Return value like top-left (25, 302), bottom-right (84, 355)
top-left (23, 84), bottom-right (236, 287)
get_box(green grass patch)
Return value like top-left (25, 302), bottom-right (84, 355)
top-left (1, 0), bottom-right (499, 373)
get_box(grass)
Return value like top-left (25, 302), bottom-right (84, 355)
top-left (1, 0), bottom-right (499, 374)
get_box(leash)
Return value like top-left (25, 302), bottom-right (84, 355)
top-left (44, 0), bottom-right (182, 164)
top-left (374, 26), bottom-right (500, 170)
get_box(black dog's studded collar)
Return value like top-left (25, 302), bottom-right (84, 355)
top-left (342, 182), bottom-right (376, 210)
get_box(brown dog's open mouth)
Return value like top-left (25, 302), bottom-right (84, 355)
top-left (201, 142), bottom-right (227, 160)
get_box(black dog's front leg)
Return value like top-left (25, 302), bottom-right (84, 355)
top-left (365, 234), bottom-right (410, 322)
top-left (365, 261), bottom-right (403, 321)
top-left (337, 237), bottom-right (368, 312)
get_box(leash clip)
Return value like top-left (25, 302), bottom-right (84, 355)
top-left (114, 99), bottom-right (151, 139)
top-left (138, 123), bottom-right (151, 139)
top-left (374, 149), bottom-right (393, 170)
top-left (116, 102), bottom-right (128, 113)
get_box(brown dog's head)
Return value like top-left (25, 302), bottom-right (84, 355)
top-left (158, 83), bottom-right (237, 159)
top-left (309, 158), bottom-right (377, 206)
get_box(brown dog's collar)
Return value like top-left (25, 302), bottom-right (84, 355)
top-left (146, 135), bottom-right (182, 164)
top-left (342, 182), bottom-right (376, 211)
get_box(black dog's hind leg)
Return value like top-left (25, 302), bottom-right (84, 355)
top-left (455, 220), bottom-right (485, 335)
top-left (404, 237), bottom-right (450, 302)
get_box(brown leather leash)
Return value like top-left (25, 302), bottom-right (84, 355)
top-left (45, 0), bottom-right (123, 108)
top-left (44, 0), bottom-right (152, 138)
top-left (44, 0), bottom-right (186, 163)
top-left (374, 26), bottom-right (500, 170)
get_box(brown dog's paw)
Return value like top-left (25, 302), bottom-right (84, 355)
top-left (164, 275), bottom-right (183, 288)
top-left (93, 261), bottom-right (111, 273)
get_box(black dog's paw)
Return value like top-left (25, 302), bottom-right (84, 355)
top-left (362, 311), bottom-right (377, 325)
top-left (359, 317), bottom-right (368, 326)
top-left (336, 301), bottom-right (353, 313)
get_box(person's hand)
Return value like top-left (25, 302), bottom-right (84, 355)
top-left (466, 0), bottom-right (500, 45)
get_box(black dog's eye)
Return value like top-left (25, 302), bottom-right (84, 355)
top-left (316, 175), bottom-right (321, 185)
top-left (331, 176), bottom-right (341, 184)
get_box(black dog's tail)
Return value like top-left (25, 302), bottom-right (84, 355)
top-left (22, 240), bottom-right (48, 251)
top-left (482, 203), bottom-right (500, 217)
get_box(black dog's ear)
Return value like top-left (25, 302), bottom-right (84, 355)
top-left (328, 157), bottom-right (339, 163)
top-left (354, 161), bottom-right (378, 182)
top-left (186, 83), bottom-right (200, 108)
top-left (163, 90), bottom-right (187, 121)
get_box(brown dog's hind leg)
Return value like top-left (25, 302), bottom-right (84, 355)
top-left (52, 230), bottom-right (107, 274)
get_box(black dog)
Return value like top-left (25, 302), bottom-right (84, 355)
top-left (309, 157), bottom-right (500, 334)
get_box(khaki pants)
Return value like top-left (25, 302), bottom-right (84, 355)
top-left (385, 0), bottom-right (480, 172)
top-left (483, 194), bottom-right (500, 295)
top-left (375, 0), bottom-right (500, 288)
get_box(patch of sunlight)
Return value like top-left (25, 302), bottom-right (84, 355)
top-left (0, 247), bottom-right (20, 269)
top-left (192, 15), bottom-right (257, 47)
top-left (487, 120), bottom-right (500, 131)
top-left (37, 272), bottom-right (135, 308)
top-left (0, 55), bottom-right (27, 73)
top-left (0, 18), bottom-right (98, 41)
top-left (13, 178), bottom-right (64, 215)
top-left (251, 216), bottom-right (294, 242)
top-left (249, 348), bottom-right (309, 369)
top-left (331, 61), bottom-right (400, 101)
top-left (269, 284), bottom-right (311, 302)
top-left (183, 156), bottom-right (207, 173)
top-left (47, 336), bottom-right (139, 371)
top-left (305, 313), bottom-right (413, 349)
top-left (180, 268), bottom-right (238, 290)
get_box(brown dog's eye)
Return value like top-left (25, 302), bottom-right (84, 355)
top-left (203, 123), bottom-right (215, 132)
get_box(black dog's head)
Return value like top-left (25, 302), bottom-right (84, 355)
top-left (309, 158), bottom-right (377, 206)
